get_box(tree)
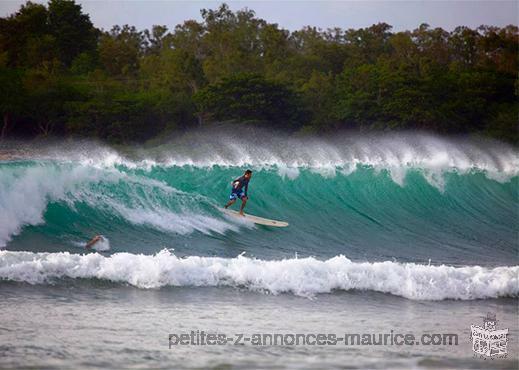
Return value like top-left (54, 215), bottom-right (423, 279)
top-left (24, 64), bottom-right (79, 136)
top-left (484, 103), bottom-right (519, 144)
top-left (47, 0), bottom-right (98, 67)
top-left (0, 1), bottom-right (517, 143)
top-left (200, 4), bottom-right (267, 82)
top-left (99, 25), bottom-right (145, 77)
top-left (194, 73), bottom-right (306, 128)
top-left (143, 25), bottom-right (169, 55)
top-left (344, 23), bottom-right (393, 65)
top-left (0, 2), bottom-right (53, 67)
top-left (0, 67), bottom-right (25, 139)
top-left (67, 89), bottom-right (166, 142)
top-left (300, 70), bottom-right (337, 130)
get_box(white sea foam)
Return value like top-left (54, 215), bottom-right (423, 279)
top-left (0, 250), bottom-right (517, 300)
top-left (0, 132), bottom-right (517, 246)
top-left (114, 205), bottom-right (240, 235)
top-left (2, 132), bottom-right (517, 182)
top-left (0, 163), bottom-right (237, 247)
top-left (142, 130), bottom-right (519, 185)
top-left (46, 132), bottom-right (519, 190)
top-left (72, 237), bottom-right (111, 251)
top-left (0, 164), bottom-right (101, 247)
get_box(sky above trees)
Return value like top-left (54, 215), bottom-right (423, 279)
top-left (1, 0), bottom-right (517, 33)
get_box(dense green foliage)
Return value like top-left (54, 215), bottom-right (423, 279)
top-left (0, 1), bottom-right (517, 143)
top-left (194, 73), bottom-right (306, 127)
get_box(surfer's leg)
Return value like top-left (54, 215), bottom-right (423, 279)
top-left (225, 193), bottom-right (237, 208)
top-left (239, 196), bottom-right (248, 215)
top-left (224, 199), bottom-right (236, 208)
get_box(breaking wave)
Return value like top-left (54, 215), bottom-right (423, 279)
top-left (0, 131), bottom-right (517, 280)
top-left (0, 249), bottom-right (517, 300)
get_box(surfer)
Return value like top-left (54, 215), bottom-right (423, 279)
top-left (85, 235), bottom-right (104, 249)
top-left (224, 169), bottom-right (252, 216)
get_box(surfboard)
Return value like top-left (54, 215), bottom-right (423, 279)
top-left (220, 208), bottom-right (289, 227)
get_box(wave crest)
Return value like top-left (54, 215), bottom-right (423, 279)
top-left (0, 250), bottom-right (516, 300)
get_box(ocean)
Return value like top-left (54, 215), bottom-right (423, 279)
top-left (0, 129), bottom-right (517, 369)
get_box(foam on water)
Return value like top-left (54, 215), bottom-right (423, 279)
top-left (73, 237), bottom-right (111, 251)
top-left (114, 205), bottom-right (240, 235)
top-left (2, 131), bottom-right (517, 183)
top-left (0, 164), bottom-right (99, 247)
top-left (0, 162), bottom-right (238, 247)
top-left (0, 250), bottom-right (517, 300)
top-left (0, 132), bottom-right (516, 269)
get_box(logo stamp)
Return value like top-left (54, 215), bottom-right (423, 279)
top-left (470, 312), bottom-right (508, 358)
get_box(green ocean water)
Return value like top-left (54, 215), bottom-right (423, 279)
top-left (0, 130), bottom-right (517, 299)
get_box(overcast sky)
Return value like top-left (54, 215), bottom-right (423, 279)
top-left (1, 1), bottom-right (517, 32)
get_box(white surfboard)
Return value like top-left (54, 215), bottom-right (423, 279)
top-left (221, 208), bottom-right (289, 227)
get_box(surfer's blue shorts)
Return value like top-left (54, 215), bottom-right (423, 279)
top-left (229, 189), bottom-right (246, 200)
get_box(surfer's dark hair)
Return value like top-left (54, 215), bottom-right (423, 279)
top-left (245, 169), bottom-right (252, 174)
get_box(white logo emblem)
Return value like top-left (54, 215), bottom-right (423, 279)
top-left (470, 313), bottom-right (508, 358)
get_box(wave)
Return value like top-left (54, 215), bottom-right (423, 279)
top-left (0, 132), bottom-right (517, 268)
top-left (0, 162), bottom-right (237, 247)
top-left (1, 130), bottom-right (518, 184)
top-left (0, 250), bottom-right (516, 300)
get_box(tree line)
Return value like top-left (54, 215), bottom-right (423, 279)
top-left (1, 1), bottom-right (517, 143)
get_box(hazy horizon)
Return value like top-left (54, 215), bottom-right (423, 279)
top-left (1, 0), bottom-right (517, 32)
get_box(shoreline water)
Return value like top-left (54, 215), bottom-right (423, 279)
top-left (0, 284), bottom-right (517, 369)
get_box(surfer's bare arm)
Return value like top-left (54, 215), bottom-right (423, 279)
top-left (85, 235), bottom-right (101, 249)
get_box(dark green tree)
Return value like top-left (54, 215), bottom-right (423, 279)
top-left (194, 73), bottom-right (306, 128)
top-left (0, 2), bottom-right (53, 67)
top-left (47, 0), bottom-right (98, 67)
top-left (99, 25), bottom-right (145, 77)
top-left (0, 67), bottom-right (25, 138)
top-left (0, 2), bottom-right (517, 143)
